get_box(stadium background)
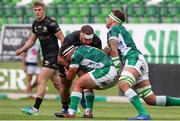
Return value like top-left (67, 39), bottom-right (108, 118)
top-left (0, 0), bottom-right (180, 120)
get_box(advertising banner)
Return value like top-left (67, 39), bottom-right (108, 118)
top-left (0, 25), bottom-right (31, 60)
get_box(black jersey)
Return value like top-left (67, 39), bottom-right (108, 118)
top-left (64, 31), bottom-right (102, 49)
top-left (32, 16), bottom-right (61, 60)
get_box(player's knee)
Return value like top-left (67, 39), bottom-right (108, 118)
top-left (119, 81), bottom-right (130, 92)
top-left (119, 71), bottom-right (136, 90)
top-left (136, 85), bottom-right (154, 105)
top-left (143, 95), bottom-right (156, 105)
top-left (37, 79), bottom-right (45, 87)
top-left (74, 80), bottom-right (83, 88)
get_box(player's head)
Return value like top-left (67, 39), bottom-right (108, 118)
top-left (80, 25), bottom-right (94, 46)
top-left (106, 9), bottom-right (125, 29)
top-left (33, 0), bottom-right (46, 21)
top-left (59, 42), bottom-right (76, 62)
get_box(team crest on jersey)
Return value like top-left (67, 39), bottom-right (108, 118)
top-left (44, 61), bottom-right (50, 66)
top-left (43, 27), bottom-right (48, 32)
top-left (38, 26), bottom-right (42, 28)
top-left (34, 27), bottom-right (37, 32)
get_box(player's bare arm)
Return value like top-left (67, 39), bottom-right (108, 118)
top-left (108, 39), bottom-right (119, 57)
top-left (103, 46), bottom-right (111, 55)
top-left (55, 30), bottom-right (64, 44)
top-left (66, 67), bottom-right (78, 81)
top-left (58, 56), bottom-right (70, 69)
top-left (16, 33), bottom-right (37, 56)
top-left (21, 52), bottom-right (26, 71)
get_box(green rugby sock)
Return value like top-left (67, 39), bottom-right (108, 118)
top-left (125, 89), bottom-right (148, 115)
top-left (69, 91), bottom-right (82, 110)
top-left (166, 96), bottom-right (180, 106)
top-left (84, 90), bottom-right (95, 109)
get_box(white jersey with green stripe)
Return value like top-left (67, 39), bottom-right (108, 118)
top-left (107, 24), bottom-right (142, 60)
top-left (70, 45), bottom-right (113, 72)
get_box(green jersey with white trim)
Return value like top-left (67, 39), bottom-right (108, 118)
top-left (70, 45), bottom-right (113, 72)
top-left (107, 24), bottom-right (141, 60)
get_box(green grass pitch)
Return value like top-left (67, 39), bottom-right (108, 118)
top-left (1, 99), bottom-right (180, 120)
top-left (1, 62), bottom-right (180, 120)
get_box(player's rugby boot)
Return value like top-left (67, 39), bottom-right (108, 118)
top-left (54, 108), bottom-right (68, 117)
top-left (20, 106), bottom-right (39, 116)
top-left (64, 113), bottom-right (75, 118)
top-left (128, 114), bottom-right (151, 120)
top-left (55, 107), bottom-right (81, 117)
top-left (82, 112), bottom-right (93, 118)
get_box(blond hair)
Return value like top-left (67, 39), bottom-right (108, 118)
top-left (33, 0), bottom-right (45, 8)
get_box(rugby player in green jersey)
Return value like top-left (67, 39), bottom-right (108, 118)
top-left (58, 44), bottom-right (118, 118)
top-left (105, 9), bottom-right (180, 120)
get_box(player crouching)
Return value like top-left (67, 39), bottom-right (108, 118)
top-left (58, 43), bottom-right (118, 118)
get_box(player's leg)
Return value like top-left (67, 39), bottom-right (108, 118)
top-left (54, 64), bottom-right (73, 117)
top-left (135, 80), bottom-right (180, 106)
top-left (30, 66), bottom-right (41, 91)
top-left (50, 69), bottom-right (71, 116)
top-left (31, 75), bottom-right (38, 90)
top-left (119, 56), bottom-right (151, 120)
top-left (25, 65), bottom-right (34, 96)
top-left (83, 89), bottom-right (94, 118)
top-left (25, 74), bottom-right (33, 96)
top-left (55, 64), bottom-right (84, 117)
top-left (59, 65), bottom-right (71, 111)
top-left (119, 69), bottom-right (149, 119)
top-left (21, 67), bottom-right (55, 115)
top-left (50, 70), bottom-right (61, 93)
top-left (65, 73), bottom-right (97, 118)
top-left (81, 91), bottom-right (86, 108)
top-left (77, 70), bottom-right (87, 109)
top-left (65, 66), bottom-right (118, 118)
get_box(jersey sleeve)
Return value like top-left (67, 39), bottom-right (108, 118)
top-left (32, 22), bottom-right (36, 34)
top-left (49, 20), bottom-right (61, 34)
top-left (69, 51), bottom-right (83, 68)
top-left (108, 26), bottom-right (120, 41)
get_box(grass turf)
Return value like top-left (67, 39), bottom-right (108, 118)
top-left (1, 99), bottom-right (180, 120)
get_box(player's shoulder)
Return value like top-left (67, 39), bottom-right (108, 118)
top-left (111, 24), bottom-right (125, 34)
top-left (93, 34), bottom-right (101, 41)
top-left (32, 16), bottom-right (56, 25)
top-left (67, 31), bottom-right (80, 37)
top-left (64, 30), bottom-right (80, 42)
top-left (44, 16), bottom-right (57, 23)
top-left (112, 24), bottom-right (121, 30)
top-left (32, 19), bottom-right (38, 26)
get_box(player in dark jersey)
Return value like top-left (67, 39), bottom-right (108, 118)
top-left (63, 30), bottom-right (101, 49)
top-left (55, 25), bottom-right (102, 117)
top-left (16, 0), bottom-right (64, 115)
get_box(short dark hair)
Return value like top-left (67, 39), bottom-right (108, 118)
top-left (80, 25), bottom-right (94, 35)
top-left (111, 9), bottom-right (125, 22)
top-left (33, 0), bottom-right (45, 8)
top-left (59, 42), bottom-right (74, 56)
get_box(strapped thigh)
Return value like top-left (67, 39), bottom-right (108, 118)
top-left (119, 71), bottom-right (136, 87)
top-left (136, 85), bottom-right (153, 98)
